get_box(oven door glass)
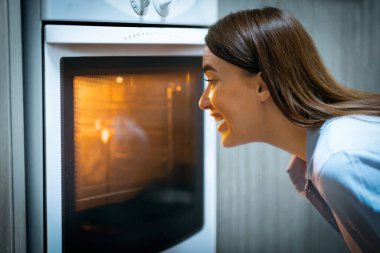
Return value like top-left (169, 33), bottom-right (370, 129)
top-left (61, 56), bottom-right (204, 253)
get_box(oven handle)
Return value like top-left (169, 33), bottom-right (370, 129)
top-left (45, 25), bottom-right (208, 45)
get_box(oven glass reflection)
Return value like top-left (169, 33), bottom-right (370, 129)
top-left (62, 57), bottom-right (204, 252)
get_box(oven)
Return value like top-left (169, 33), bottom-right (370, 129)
top-left (42, 1), bottom-right (217, 252)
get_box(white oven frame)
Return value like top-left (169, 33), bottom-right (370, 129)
top-left (44, 25), bottom-right (216, 253)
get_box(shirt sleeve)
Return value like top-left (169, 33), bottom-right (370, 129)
top-left (316, 151), bottom-right (380, 251)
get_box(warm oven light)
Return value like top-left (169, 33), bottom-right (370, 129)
top-left (167, 87), bottom-right (173, 99)
top-left (95, 118), bottom-right (102, 130)
top-left (100, 128), bottom-right (111, 144)
top-left (115, 76), bottom-right (124, 84)
top-left (186, 72), bottom-right (191, 84)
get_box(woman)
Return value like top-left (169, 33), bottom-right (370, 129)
top-left (199, 7), bottom-right (380, 253)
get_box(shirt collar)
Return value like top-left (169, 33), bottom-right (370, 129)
top-left (306, 127), bottom-right (321, 179)
top-left (287, 126), bottom-right (321, 192)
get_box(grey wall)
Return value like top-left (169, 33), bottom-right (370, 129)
top-left (0, 0), bottom-right (26, 252)
top-left (216, 0), bottom-right (380, 253)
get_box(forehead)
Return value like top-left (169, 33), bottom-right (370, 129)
top-left (202, 47), bottom-right (213, 60)
top-left (202, 47), bottom-right (248, 76)
top-left (202, 47), bottom-right (222, 73)
top-left (202, 47), bottom-right (216, 63)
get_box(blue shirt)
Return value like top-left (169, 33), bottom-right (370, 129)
top-left (287, 115), bottom-right (380, 253)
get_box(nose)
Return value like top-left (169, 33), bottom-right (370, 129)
top-left (199, 87), bottom-right (212, 110)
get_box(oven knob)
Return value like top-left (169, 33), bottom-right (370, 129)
top-left (153, 0), bottom-right (172, 17)
top-left (130, 0), bottom-right (151, 16)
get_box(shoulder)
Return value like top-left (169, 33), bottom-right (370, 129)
top-left (313, 151), bottom-right (380, 237)
top-left (315, 150), bottom-right (380, 212)
top-left (321, 114), bottom-right (380, 141)
top-left (309, 116), bottom-right (380, 238)
top-left (309, 114), bottom-right (380, 190)
top-left (315, 150), bottom-right (380, 188)
top-left (313, 115), bottom-right (380, 169)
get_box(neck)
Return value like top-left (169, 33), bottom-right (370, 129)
top-left (261, 102), bottom-right (307, 161)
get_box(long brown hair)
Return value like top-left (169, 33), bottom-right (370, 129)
top-left (205, 7), bottom-right (380, 127)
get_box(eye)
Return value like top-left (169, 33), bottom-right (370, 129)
top-left (204, 79), bottom-right (217, 88)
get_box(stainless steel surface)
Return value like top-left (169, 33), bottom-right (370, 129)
top-left (44, 25), bottom-right (216, 253)
top-left (22, 0), bottom-right (45, 252)
top-left (0, 0), bottom-right (26, 252)
top-left (23, 0), bottom-right (219, 252)
top-left (42, 0), bottom-right (217, 26)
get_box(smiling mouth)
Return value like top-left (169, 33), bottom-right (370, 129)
top-left (213, 115), bottom-right (223, 122)
top-left (210, 113), bottom-right (223, 121)
top-left (210, 113), bottom-right (228, 132)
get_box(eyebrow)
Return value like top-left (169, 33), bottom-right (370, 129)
top-left (202, 64), bottom-right (218, 73)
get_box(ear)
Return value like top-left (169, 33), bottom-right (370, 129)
top-left (257, 72), bottom-right (271, 102)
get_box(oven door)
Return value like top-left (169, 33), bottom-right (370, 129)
top-left (44, 25), bottom-right (216, 253)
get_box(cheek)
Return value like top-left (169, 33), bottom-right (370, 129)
top-left (226, 94), bottom-right (259, 130)
top-left (209, 88), bottom-right (228, 113)
top-left (208, 88), bottom-right (219, 108)
top-left (209, 78), bottom-right (256, 119)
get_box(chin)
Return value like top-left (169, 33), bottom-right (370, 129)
top-left (221, 135), bottom-right (241, 148)
top-left (221, 140), bottom-right (235, 148)
top-left (221, 133), bottom-right (252, 148)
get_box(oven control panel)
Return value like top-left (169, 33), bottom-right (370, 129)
top-left (42, 0), bottom-right (217, 26)
top-left (153, 0), bottom-right (172, 17)
top-left (130, 0), bottom-right (151, 16)
top-left (130, 0), bottom-right (172, 17)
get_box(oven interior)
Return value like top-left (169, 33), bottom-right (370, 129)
top-left (60, 56), bottom-right (204, 252)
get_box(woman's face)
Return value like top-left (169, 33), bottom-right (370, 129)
top-left (199, 47), bottom-right (269, 147)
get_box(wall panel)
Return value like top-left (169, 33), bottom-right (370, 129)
top-left (0, 0), bottom-right (26, 252)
